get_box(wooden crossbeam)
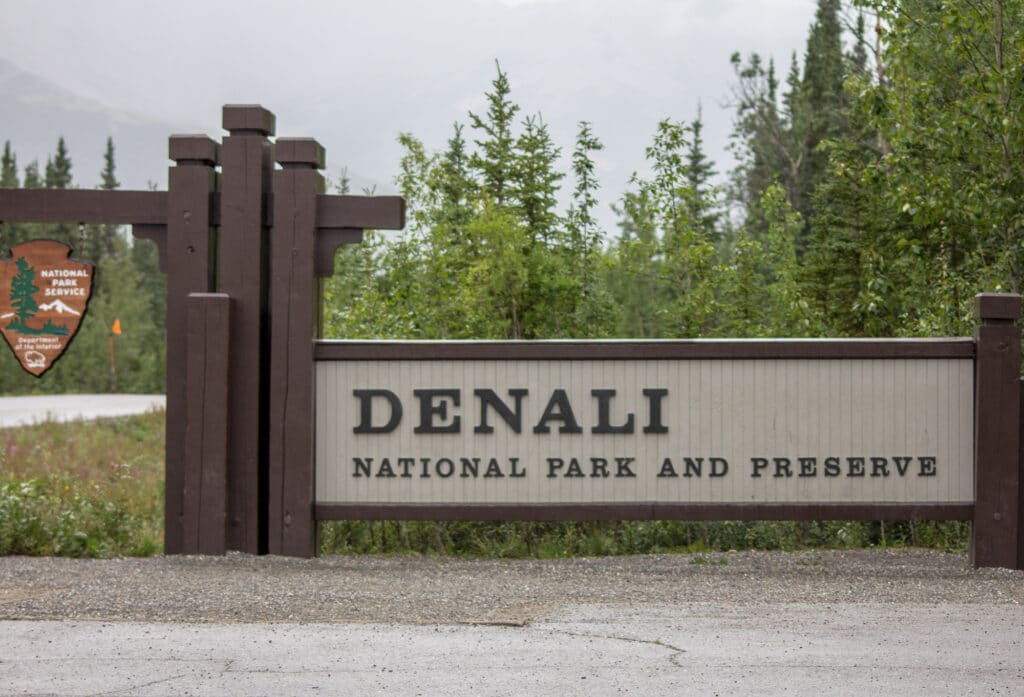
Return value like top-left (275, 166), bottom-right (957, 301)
top-left (0, 189), bottom-right (403, 232)
top-left (315, 194), bottom-right (405, 230)
top-left (0, 189), bottom-right (168, 225)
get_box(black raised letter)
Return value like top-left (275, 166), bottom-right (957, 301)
top-left (533, 390), bottom-right (583, 434)
top-left (353, 390), bottom-right (403, 434)
top-left (591, 389), bottom-right (635, 434)
top-left (475, 389), bottom-right (527, 434)
top-left (414, 389), bottom-right (461, 434)
top-left (643, 389), bottom-right (669, 433)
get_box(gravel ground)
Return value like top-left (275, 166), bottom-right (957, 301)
top-left (0, 549), bottom-right (1020, 625)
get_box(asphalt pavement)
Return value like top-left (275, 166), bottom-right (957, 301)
top-left (0, 393), bottom-right (165, 428)
top-left (2, 603), bottom-right (1021, 696)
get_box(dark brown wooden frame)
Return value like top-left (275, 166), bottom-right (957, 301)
top-left (311, 339), bottom-right (977, 524)
top-left (0, 104), bottom-right (404, 557)
top-left (308, 306), bottom-right (1021, 570)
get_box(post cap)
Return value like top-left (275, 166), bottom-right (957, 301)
top-left (169, 135), bottom-right (220, 165)
top-left (975, 293), bottom-right (1021, 322)
top-left (222, 105), bottom-right (276, 136)
top-left (275, 138), bottom-right (325, 169)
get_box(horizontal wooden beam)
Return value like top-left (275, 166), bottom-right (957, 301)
top-left (315, 502), bottom-right (974, 522)
top-left (315, 338), bottom-right (977, 362)
top-left (0, 189), bottom-right (168, 225)
top-left (315, 194), bottom-right (405, 230)
top-left (0, 189), bottom-right (405, 235)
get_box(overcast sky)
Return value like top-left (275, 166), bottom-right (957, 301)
top-left (0, 0), bottom-right (820, 226)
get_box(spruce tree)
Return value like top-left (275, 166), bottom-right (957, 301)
top-left (88, 137), bottom-right (123, 264)
top-left (566, 120), bottom-right (604, 267)
top-left (684, 107), bottom-right (720, 237)
top-left (43, 138), bottom-right (74, 247)
top-left (512, 114), bottom-right (562, 244)
top-left (22, 160), bottom-right (41, 188)
top-left (435, 122), bottom-right (475, 245)
top-left (44, 137), bottom-right (72, 188)
top-left (0, 142), bottom-right (21, 251)
top-left (795, 0), bottom-right (847, 224)
top-left (1, 142), bottom-right (17, 187)
top-left (468, 61), bottom-right (520, 206)
top-left (100, 137), bottom-right (119, 190)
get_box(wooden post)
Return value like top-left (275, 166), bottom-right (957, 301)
top-left (1019, 377), bottom-right (1024, 569)
top-left (164, 135), bottom-right (219, 554)
top-left (972, 292), bottom-right (1022, 569)
top-left (183, 293), bottom-right (231, 555)
top-left (219, 105), bottom-right (275, 554)
top-left (267, 138), bottom-right (325, 557)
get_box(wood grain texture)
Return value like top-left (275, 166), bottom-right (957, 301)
top-left (164, 143), bottom-right (218, 554)
top-left (218, 121), bottom-right (274, 554)
top-left (0, 189), bottom-right (168, 225)
top-left (266, 154), bottom-right (323, 557)
top-left (971, 305), bottom-right (1022, 569)
top-left (184, 294), bottom-right (230, 555)
top-left (315, 195), bottom-right (405, 230)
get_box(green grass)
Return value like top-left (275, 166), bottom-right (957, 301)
top-left (0, 412), bottom-right (970, 558)
top-left (0, 411), bottom-right (164, 557)
top-left (317, 518), bottom-right (970, 558)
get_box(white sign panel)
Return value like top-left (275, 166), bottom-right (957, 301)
top-left (315, 358), bottom-right (974, 505)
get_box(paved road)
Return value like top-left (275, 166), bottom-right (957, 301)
top-left (0, 394), bottom-right (164, 428)
top-left (2, 603), bottom-right (1021, 696)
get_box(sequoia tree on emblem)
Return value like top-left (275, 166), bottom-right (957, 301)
top-left (0, 239), bottom-right (94, 377)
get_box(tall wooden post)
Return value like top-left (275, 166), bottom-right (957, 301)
top-left (165, 135), bottom-right (219, 554)
top-left (267, 138), bottom-right (324, 557)
top-left (219, 105), bottom-right (275, 554)
top-left (972, 292), bottom-right (1022, 569)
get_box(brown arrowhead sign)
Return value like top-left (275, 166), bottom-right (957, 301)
top-left (0, 239), bottom-right (94, 377)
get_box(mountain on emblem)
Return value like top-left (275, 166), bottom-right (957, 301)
top-left (0, 239), bottom-right (95, 377)
top-left (38, 299), bottom-right (83, 316)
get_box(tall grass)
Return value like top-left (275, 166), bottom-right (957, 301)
top-left (0, 411), bottom-right (164, 557)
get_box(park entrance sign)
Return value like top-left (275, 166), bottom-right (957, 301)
top-left (0, 104), bottom-right (1020, 570)
top-left (315, 347), bottom-right (973, 511)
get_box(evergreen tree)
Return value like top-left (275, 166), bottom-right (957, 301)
top-left (1, 142), bottom-right (17, 187)
top-left (468, 61), bottom-right (520, 206)
top-left (434, 122), bottom-right (475, 244)
top-left (82, 137), bottom-right (124, 266)
top-left (512, 114), bottom-right (563, 244)
top-left (0, 142), bottom-right (22, 251)
top-left (44, 137), bottom-right (72, 188)
top-left (683, 107), bottom-right (721, 237)
top-left (99, 137), bottom-right (119, 190)
top-left (22, 160), bottom-right (41, 188)
top-left (566, 120), bottom-right (604, 273)
top-left (42, 138), bottom-right (75, 248)
top-left (794, 0), bottom-right (848, 224)
top-left (9, 257), bottom-right (40, 331)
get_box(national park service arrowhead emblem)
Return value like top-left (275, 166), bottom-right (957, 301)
top-left (0, 239), bottom-right (94, 377)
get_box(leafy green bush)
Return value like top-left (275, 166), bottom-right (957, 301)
top-left (0, 474), bottom-right (160, 557)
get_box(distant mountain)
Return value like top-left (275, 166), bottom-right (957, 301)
top-left (0, 57), bottom-right (180, 191)
top-left (0, 57), bottom-right (383, 195)
top-left (38, 299), bottom-right (81, 316)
